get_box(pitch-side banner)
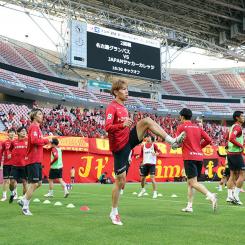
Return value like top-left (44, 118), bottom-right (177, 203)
top-left (42, 149), bottom-right (226, 183)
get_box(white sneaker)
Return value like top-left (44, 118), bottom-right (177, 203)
top-left (22, 208), bottom-right (33, 216)
top-left (109, 213), bottom-right (123, 226)
top-left (44, 193), bottom-right (53, 198)
top-left (233, 196), bottom-right (243, 205)
top-left (1, 197), bottom-right (7, 202)
top-left (120, 189), bottom-right (124, 195)
top-left (210, 194), bottom-right (218, 212)
top-left (182, 207), bottom-right (193, 213)
top-left (138, 189), bottom-right (146, 197)
top-left (226, 197), bottom-right (233, 203)
top-left (13, 195), bottom-right (18, 200)
top-left (153, 192), bottom-right (158, 199)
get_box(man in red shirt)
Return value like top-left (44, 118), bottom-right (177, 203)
top-left (105, 80), bottom-right (185, 225)
top-left (19, 108), bottom-right (50, 216)
top-left (137, 135), bottom-right (160, 199)
top-left (9, 127), bottom-right (28, 203)
top-left (226, 111), bottom-right (245, 205)
top-left (176, 108), bottom-right (217, 213)
top-left (1, 128), bottom-right (16, 202)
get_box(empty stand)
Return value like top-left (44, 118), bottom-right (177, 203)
top-left (191, 74), bottom-right (223, 97)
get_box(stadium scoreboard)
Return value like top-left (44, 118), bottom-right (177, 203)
top-left (67, 21), bottom-right (161, 80)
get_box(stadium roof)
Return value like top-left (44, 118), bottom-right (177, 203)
top-left (2, 0), bottom-right (245, 61)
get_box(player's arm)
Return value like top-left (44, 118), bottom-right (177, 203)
top-left (200, 129), bottom-right (212, 148)
top-left (50, 148), bottom-right (58, 165)
top-left (30, 126), bottom-right (49, 146)
top-left (153, 144), bottom-right (160, 156)
top-left (229, 125), bottom-right (243, 149)
top-left (105, 106), bottom-right (123, 132)
top-left (105, 106), bottom-right (133, 132)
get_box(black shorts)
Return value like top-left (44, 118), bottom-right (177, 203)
top-left (26, 163), bottom-right (42, 183)
top-left (49, 168), bottom-right (63, 179)
top-left (139, 164), bottom-right (156, 177)
top-left (184, 160), bottom-right (203, 179)
top-left (227, 154), bottom-right (245, 171)
top-left (3, 165), bottom-right (12, 179)
top-left (113, 126), bottom-right (142, 176)
top-left (10, 166), bottom-right (27, 180)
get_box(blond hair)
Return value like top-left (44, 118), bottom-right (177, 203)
top-left (111, 79), bottom-right (128, 97)
top-left (29, 108), bottom-right (43, 122)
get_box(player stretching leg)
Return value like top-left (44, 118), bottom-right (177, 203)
top-left (105, 79), bottom-right (185, 225)
top-left (175, 108), bottom-right (217, 213)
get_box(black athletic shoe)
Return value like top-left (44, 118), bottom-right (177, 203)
top-left (9, 194), bottom-right (15, 204)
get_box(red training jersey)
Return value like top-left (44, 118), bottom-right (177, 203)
top-left (26, 122), bottom-right (49, 165)
top-left (2, 139), bottom-right (14, 165)
top-left (177, 121), bottom-right (212, 161)
top-left (105, 100), bottom-right (130, 152)
top-left (11, 138), bottom-right (28, 167)
top-left (0, 141), bottom-right (3, 165)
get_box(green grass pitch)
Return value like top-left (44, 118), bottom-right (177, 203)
top-left (0, 182), bottom-right (244, 245)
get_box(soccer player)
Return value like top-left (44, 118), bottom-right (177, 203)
top-left (1, 128), bottom-right (15, 202)
top-left (226, 111), bottom-right (245, 205)
top-left (44, 138), bottom-right (69, 198)
top-left (176, 108), bottom-right (217, 213)
top-left (20, 108), bottom-right (50, 215)
top-left (105, 79), bottom-right (185, 225)
top-left (138, 135), bottom-right (160, 199)
top-left (9, 127), bottom-right (28, 203)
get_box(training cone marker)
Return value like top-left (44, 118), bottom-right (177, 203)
top-left (171, 194), bottom-right (178, 198)
top-left (54, 201), bottom-right (62, 206)
top-left (158, 193), bottom-right (163, 197)
top-left (66, 203), bottom-right (75, 208)
top-left (132, 192), bottom-right (138, 195)
top-left (80, 206), bottom-right (90, 211)
top-left (143, 193), bottom-right (149, 196)
top-left (43, 200), bottom-right (51, 204)
top-left (33, 198), bottom-right (41, 203)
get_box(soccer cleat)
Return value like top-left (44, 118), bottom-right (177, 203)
top-left (64, 192), bottom-right (69, 198)
top-left (138, 189), bottom-right (146, 197)
top-left (232, 196), bottom-right (243, 205)
top-left (13, 195), bottom-right (18, 200)
top-left (211, 194), bottom-right (218, 212)
top-left (1, 197), bottom-right (7, 202)
top-left (17, 199), bottom-right (24, 207)
top-left (182, 207), bottom-right (193, 213)
top-left (109, 213), bottom-right (123, 226)
top-left (120, 189), bottom-right (124, 195)
top-left (9, 193), bottom-right (15, 204)
top-left (44, 193), bottom-right (53, 198)
top-left (22, 208), bottom-right (33, 216)
top-left (152, 192), bottom-right (158, 199)
top-left (226, 197), bottom-right (233, 203)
